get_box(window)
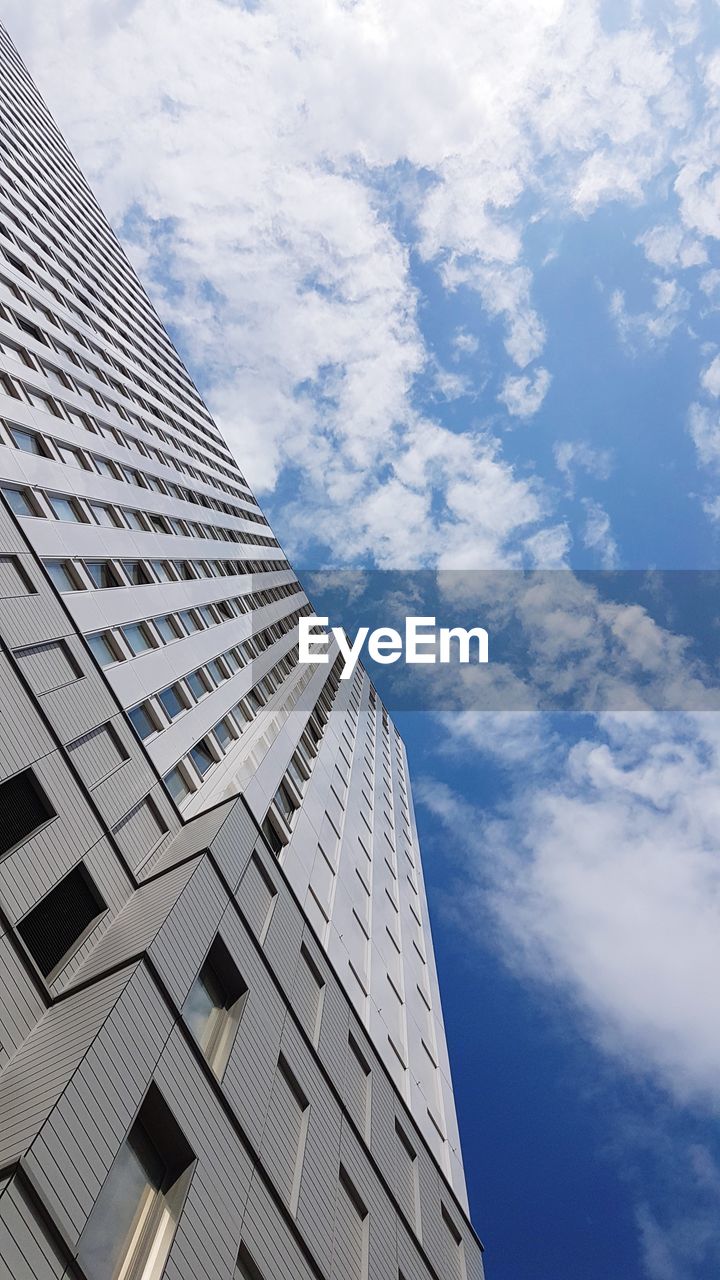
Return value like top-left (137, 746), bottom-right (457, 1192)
top-left (78, 1085), bottom-right (193, 1280)
top-left (86, 560), bottom-right (122, 589)
top-left (48, 493), bottom-right (87, 523)
top-left (123, 623), bottom-right (156, 655)
top-left (18, 863), bottom-right (105, 977)
top-left (206, 658), bottom-right (228, 685)
top-left (87, 630), bottom-right (124, 667)
top-left (185, 669), bottom-right (209, 701)
top-left (56, 443), bottom-right (85, 468)
top-left (122, 509), bottom-right (147, 532)
top-left (121, 560), bottom-right (154, 586)
top-left (90, 502), bottom-right (121, 528)
top-left (92, 455), bottom-right (118, 479)
top-left (158, 684), bottom-right (186, 721)
top-left (213, 718), bottom-right (235, 751)
top-left (346, 1034), bottom-right (371, 1142)
top-left (163, 766), bottom-right (193, 805)
top-left (8, 425), bottom-right (46, 454)
top-left (0, 768), bottom-right (56, 857)
top-left (190, 738), bottom-right (215, 775)
top-left (332, 1168), bottom-right (369, 1280)
top-left (128, 702), bottom-right (161, 741)
top-left (45, 559), bottom-right (84, 592)
top-left (440, 1205), bottom-right (467, 1280)
top-left (178, 609), bottom-right (201, 633)
top-left (150, 560), bottom-right (173, 583)
top-left (183, 936), bottom-right (247, 1077)
top-left (155, 614), bottom-right (181, 644)
top-left (2, 486), bottom-right (42, 517)
top-left (274, 781), bottom-right (298, 826)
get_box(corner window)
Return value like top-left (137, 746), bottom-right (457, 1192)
top-left (183, 936), bottom-right (247, 1078)
top-left (78, 1085), bottom-right (194, 1280)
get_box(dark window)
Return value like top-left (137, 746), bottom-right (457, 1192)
top-left (86, 560), bottom-right (122, 589)
top-left (18, 863), bottom-right (105, 977)
top-left (0, 768), bottom-right (56, 857)
top-left (237, 1242), bottom-right (265, 1280)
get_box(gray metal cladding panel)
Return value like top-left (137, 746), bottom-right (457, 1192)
top-left (0, 1176), bottom-right (67, 1280)
top-left (149, 797), bottom-right (237, 879)
top-left (0, 963), bottom-right (138, 1169)
top-left (0, 553), bottom-right (32, 599)
top-left (292, 947), bottom-right (323, 1046)
top-left (0, 586), bottom-right (71, 651)
top-left (238, 851), bottom-right (277, 941)
top-left (331, 1173), bottom-right (366, 1280)
top-left (67, 722), bottom-right (127, 789)
top-left (154, 1029), bottom-right (255, 1270)
top-left (260, 1057), bottom-right (306, 1210)
top-left (0, 652), bottom-right (54, 776)
top-left (240, 1170), bottom-right (317, 1280)
top-left (0, 929), bottom-right (46, 1069)
top-left (148, 855), bottom-right (228, 1009)
top-left (207, 799), bottom-right (258, 890)
top-left (24, 964), bottom-right (174, 1243)
top-left (215, 906), bottom-right (287, 1150)
top-left (261, 877), bottom-right (304, 993)
top-left (394, 1123), bottom-right (419, 1235)
top-left (14, 639), bottom-right (80, 695)
top-left (70, 857), bottom-right (201, 986)
top-left (112, 794), bottom-right (169, 872)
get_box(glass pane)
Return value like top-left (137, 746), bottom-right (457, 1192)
top-left (87, 632), bottom-right (118, 666)
top-left (190, 740), bottom-right (214, 775)
top-left (184, 969), bottom-right (221, 1050)
top-left (124, 624), bottom-right (154, 655)
top-left (123, 509), bottom-right (145, 531)
top-left (122, 562), bottom-right (151, 586)
top-left (46, 560), bottom-right (77, 592)
top-left (129, 705), bottom-right (157, 740)
top-left (9, 426), bottom-right (42, 453)
top-left (2, 487), bottom-right (35, 517)
top-left (49, 495), bottom-right (82, 522)
top-left (159, 685), bottom-right (184, 720)
top-left (164, 767), bottom-right (190, 804)
top-left (78, 1122), bottom-right (165, 1280)
top-left (214, 720), bottom-right (233, 750)
top-left (185, 671), bottom-right (207, 700)
top-left (151, 561), bottom-right (172, 582)
top-left (178, 610), bottom-right (200, 633)
top-left (86, 561), bottom-right (119, 589)
top-left (57, 444), bottom-right (83, 468)
top-left (155, 615), bottom-right (179, 644)
top-left (91, 503), bottom-right (117, 528)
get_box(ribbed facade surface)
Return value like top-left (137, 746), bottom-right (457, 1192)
top-left (0, 23), bottom-right (483, 1280)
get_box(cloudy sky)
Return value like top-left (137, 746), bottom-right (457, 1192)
top-left (6, 1), bottom-right (720, 1276)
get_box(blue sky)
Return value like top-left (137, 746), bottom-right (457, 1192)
top-left (8, 1), bottom-right (720, 1275)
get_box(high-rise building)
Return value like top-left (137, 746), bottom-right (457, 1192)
top-left (0, 22), bottom-right (483, 1280)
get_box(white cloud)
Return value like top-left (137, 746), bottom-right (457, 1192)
top-left (687, 403), bottom-right (720, 467)
top-left (636, 223), bottom-right (707, 270)
top-left (423, 710), bottom-right (720, 1108)
top-left (582, 498), bottom-right (620, 567)
top-left (610, 279), bottom-right (690, 352)
top-left (554, 440), bottom-right (614, 493)
top-left (700, 353), bottom-right (720, 397)
top-left (498, 366), bottom-right (551, 418)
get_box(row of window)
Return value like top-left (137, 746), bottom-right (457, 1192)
top-left (0, 425), bottom-right (277, 546)
top-left (86, 579), bottom-right (305, 670)
top-left (42, 548), bottom-right (287, 596)
top-left (163, 646), bottom-right (304, 806)
top-left (0, 359), bottom-right (264, 522)
top-left (0, 283), bottom-right (250, 500)
top-left (129, 607), bottom-right (303, 746)
top-left (0, 149), bottom-right (226, 454)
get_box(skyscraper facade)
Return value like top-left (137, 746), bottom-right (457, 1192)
top-left (0, 23), bottom-right (484, 1280)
